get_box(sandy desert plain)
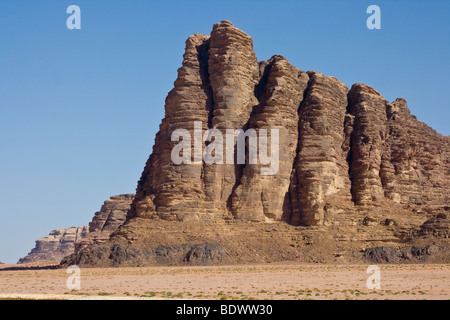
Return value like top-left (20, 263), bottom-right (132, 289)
top-left (0, 262), bottom-right (449, 300)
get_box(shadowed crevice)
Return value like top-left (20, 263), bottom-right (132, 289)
top-left (285, 74), bottom-right (313, 226)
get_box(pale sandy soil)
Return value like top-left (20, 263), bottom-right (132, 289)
top-left (0, 263), bottom-right (449, 300)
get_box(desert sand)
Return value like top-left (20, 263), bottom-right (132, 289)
top-left (0, 263), bottom-right (448, 300)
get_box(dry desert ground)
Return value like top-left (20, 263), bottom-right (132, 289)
top-left (0, 263), bottom-right (449, 300)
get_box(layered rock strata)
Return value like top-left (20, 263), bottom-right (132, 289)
top-left (127, 21), bottom-right (449, 227)
top-left (18, 227), bottom-right (88, 264)
top-left (75, 194), bottom-right (135, 250)
top-left (20, 195), bottom-right (134, 263)
top-left (63, 21), bottom-right (449, 267)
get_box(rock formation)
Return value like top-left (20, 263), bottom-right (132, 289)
top-left (18, 227), bottom-right (88, 264)
top-left (415, 212), bottom-right (449, 239)
top-left (19, 195), bottom-right (134, 264)
top-left (62, 21), bottom-right (449, 267)
top-left (127, 20), bottom-right (449, 225)
top-left (75, 194), bottom-right (135, 250)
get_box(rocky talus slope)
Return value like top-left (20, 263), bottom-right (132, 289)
top-left (62, 21), bottom-right (449, 267)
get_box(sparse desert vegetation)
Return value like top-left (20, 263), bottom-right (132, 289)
top-left (0, 264), bottom-right (448, 300)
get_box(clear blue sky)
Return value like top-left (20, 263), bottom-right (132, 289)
top-left (0, 0), bottom-right (449, 263)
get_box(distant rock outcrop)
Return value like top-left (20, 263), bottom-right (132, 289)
top-left (18, 227), bottom-right (88, 264)
top-left (19, 195), bottom-right (134, 264)
top-left (61, 21), bottom-right (449, 267)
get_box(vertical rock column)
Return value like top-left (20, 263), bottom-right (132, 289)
top-left (347, 83), bottom-right (388, 205)
top-left (130, 34), bottom-right (213, 221)
top-left (290, 72), bottom-right (351, 226)
top-left (231, 55), bottom-right (309, 222)
top-left (380, 99), bottom-right (402, 202)
top-left (203, 20), bottom-right (260, 216)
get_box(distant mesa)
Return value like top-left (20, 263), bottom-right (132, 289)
top-left (18, 226), bottom-right (88, 264)
top-left (18, 194), bottom-right (134, 264)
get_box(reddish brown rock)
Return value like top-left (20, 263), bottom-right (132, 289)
top-left (203, 20), bottom-right (260, 217)
top-left (290, 72), bottom-right (351, 226)
top-left (347, 84), bottom-right (450, 208)
top-left (127, 21), bottom-right (449, 227)
top-left (384, 98), bottom-right (450, 205)
top-left (129, 33), bottom-right (212, 222)
top-left (231, 55), bottom-right (309, 222)
top-left (63, 21), bottom-right (450, 267)
top-left (347, 83), bottom-right (388, 205)
top-left (75, 194), bottom-right (134, 250)
top-left (208, 20), bottom-right (259, 130)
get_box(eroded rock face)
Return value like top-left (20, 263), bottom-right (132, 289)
top-left (65, 21), bottom-right (449, 267)
top-left (290, 72), bottom-right (351, 225)
top-left (19, 195), bottom-right (134, 263)
top-left (416, 213), bottom-right (449, 239)
top-left (125, 20), bottom-right (449, 228)
top-left (18, 227), bottom-right (88, 264)
top-left (231, 56), bottom-right (309, 222)
top-left (75, 194), bottom-right (135, 250)
top-left (348, 84), bottom-right (388, 205)
top-left (203, 21), bottom-right (260, 217)
top-left (129, 33), bottom-right (213, 222)
top-left (385, 99), bottom-right (449, 205)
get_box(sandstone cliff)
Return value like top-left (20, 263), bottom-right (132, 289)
top-left (19, 194), bottom-right (134, 264)
top-left (18, 226), bottom-right (88, 264)
top-left (128, 20), bottom-right (449, 226)
top-left (75, 194), bottom-right (135, 250)
top-left (62, 21), bottom-right (449, 267)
